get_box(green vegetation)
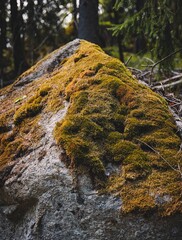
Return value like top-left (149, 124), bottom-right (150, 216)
top-left (13, 86), bottom-right (51, 125)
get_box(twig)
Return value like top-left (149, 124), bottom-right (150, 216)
top-left (149, 48), bottom-right (182, 84)
top-left (159, 73), bottom-right (182, 85)
top-left (125, 56), bottom-right (132, 66)
top-left (152, 78), bottom-right (182, 90)
top-left (144, 57), bottom-right (155, 65)
top-left (34, 36), bottom-right (49, 51)
top-left (136, 138), bottom-right (182, 178)
top-left (128, 67), bottom-right (142, 73)
top-left (138, 71), bottom-right (151, 78)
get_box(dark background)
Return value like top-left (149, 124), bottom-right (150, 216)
top-left (0, 0), bottom-right (182, 87)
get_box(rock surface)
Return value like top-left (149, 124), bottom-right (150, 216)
top-left (0, 39), bottom-right (181, 239)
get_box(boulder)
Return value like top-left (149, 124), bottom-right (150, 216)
top-left (0, 39), bottom-right (181, 239)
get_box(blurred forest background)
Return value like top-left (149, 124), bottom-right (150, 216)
top-left (0, 0), bottom-right (182, 90)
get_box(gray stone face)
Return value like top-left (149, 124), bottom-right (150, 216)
top-left (0, 174), bottom-right (182, 240)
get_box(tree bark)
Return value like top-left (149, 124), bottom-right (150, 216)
top-left (0, 0), bottom-right (6, 81)
top-left (112, 0), bottom-right (124, 62)
top-left (78, 0), bottom-right (100, 45)
top-left (135, 0), bottom-right (146, 52)
top-left (27, 0), bottom-right (35, 65)
top-left (10, 0), bottom-right (27, 75)
top-left (72, 0), bottom-right (78, 34)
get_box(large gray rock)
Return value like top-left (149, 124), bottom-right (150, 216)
top-left (0, 39), bottom-right (181, 239)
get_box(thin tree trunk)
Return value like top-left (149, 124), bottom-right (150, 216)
top-left (72, 0), bottom-right (78, 35)
top-left (0, 0), bottom-right (6, 83)
top-left (112, 0), bottom-right (124, 62)
top-left (117, 35), bottom-right (124, 62)
top-left (37, 0), bottom-right (43, 14)
top-left (78, 0), bottom-right (100, 45)
top-left (27, 0), bottom-right (35, 65)
top-left (73, 0), bottom-right (77, 24)
top-left (10, 0), bottom-right (27, 75)
top-left (135, 0), bottom-right (145, 52)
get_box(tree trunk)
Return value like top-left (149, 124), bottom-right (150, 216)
top-left (10, 0), bottom-right (27, 75)
top-left (72, 0), bottom-right (78, 35)
top-left (37, 0), bottom-right (43, 14)
top-left (135, 0), bottom-right (146, 52)
top-left (27, 0), bottom-right (35, 65)
top-left (0, 0), bottom-right (6, 83)
top-left (78, 0), bottom-right (100, 45)
top-left (112, 0), bottom-right (124, 62)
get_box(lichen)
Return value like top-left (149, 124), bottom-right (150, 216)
top-left (0, 40), bottom-right (181, 216)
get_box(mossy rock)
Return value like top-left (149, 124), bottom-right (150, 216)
top-left (0, 40), bottom-right (181, 216)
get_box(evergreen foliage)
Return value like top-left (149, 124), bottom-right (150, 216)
top-left (112, 0), bottom-right (182, 71)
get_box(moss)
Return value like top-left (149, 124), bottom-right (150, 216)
top-left (0, 114), bottom-right (10, 133)
top-left (39, 85), bottom-right (51, 96)
top-left (69, 91), bottom-right (88, 114)
top-left (52, 41), bottom-right (181, 215)
top-left (107, 131), bottom-right (123, 144)
top-left (124, 149), bottom-right (151, 171)
top-left (110, 140), bottom-right (137, 162)
top-left (124, 117), bottom-right (159, 139)
top-left (121, 184), bottom-right (156, 213)
top-left (0, 138), bottom-right (23, 168)
top-left (13, 86), bottom-right (51, 125)
top-left (74, 53), bottom-right (87, 63)
top-left (140, 130), bottom-right (181, 150)
top-left (14, 99), bottom-right (43, 125)
top-left (91, 62), bottom-right (104, 73)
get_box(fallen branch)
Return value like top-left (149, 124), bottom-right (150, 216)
top-left (149, 48), bottom-right (182, 84)
top-left (125, 56), bottom-right (132, 66)
top-left (143, 57), bottom-right (155, 65)
top-left (138, 71), bottom-right (151, 78)
top-left (152, 78), bottom-right (182, 90)
top-left (128, 67), bottom-right (142, 73)
top-left (158, 73), bottom-right (182, 85)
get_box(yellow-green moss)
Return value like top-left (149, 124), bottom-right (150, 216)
top-left (39, 85), bottom-right (51, 97)
top-left (118, 169), bottom-right (182, 215)
top-left (0, 114), bottom-right (9, 133)
top-left (14, 98), bottom-right (42, 125)
top-left (0, 137), bottom-right (27, 168)
top-left (110, 140), bottom-right (137, 162)
top-left (13, 85), bottom-right (51, 125)
top-left (52, 41), bottom-right (181, 215)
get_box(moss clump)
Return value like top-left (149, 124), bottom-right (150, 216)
top-left (53, 41), bottom-right (181, 215)
top-left (14, 97), bottom-right (43, 125)
top-left (13, 83), bottom-right (52, 125)
top-left (124, 149), bottom-right (151, 172)
top-left (118, 169), bottom-right (182, 215)
top-left (39, 85), bottom-right (51, 97)
top-left (0, 137), bottom-right (27, 168)
top-left (0, 114), bottom-right (10, 133)
top-left (74, 53), bottom-right (88, 63)
top-left (54, 116), bottom-right (106, 179)
top-left (110, 140), bottom-right (137, 162)
top-left (13, 85), bottom-right (51, 125)
top-left (124, 118), bottom-right (159, 139)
